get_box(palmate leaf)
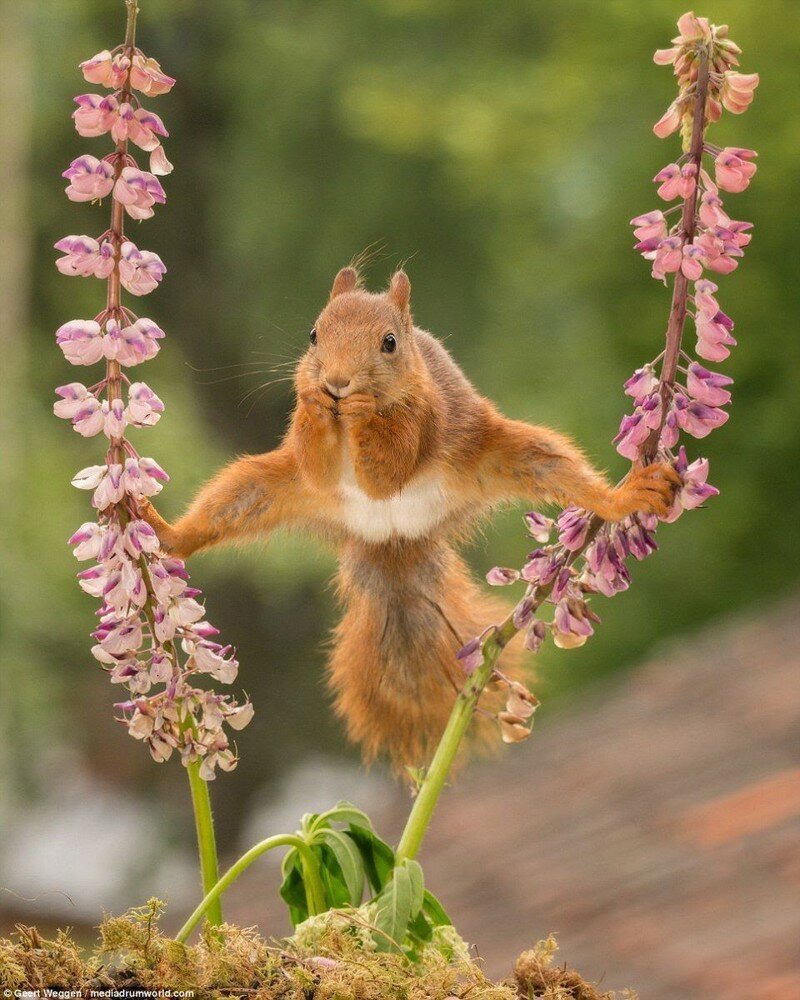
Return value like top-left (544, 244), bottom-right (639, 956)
top-left (369, 858), bottom-right (425, 953)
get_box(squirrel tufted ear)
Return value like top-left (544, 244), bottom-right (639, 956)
top-left (388, 270), bottom-right (411, 313)
top-left (329, 267), bottom-right (360, 300)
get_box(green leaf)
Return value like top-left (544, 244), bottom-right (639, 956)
top-left (279, 856), bottom-right (309, 927)
top-left (407, 909), bottom-right (434, 943)
top-left (422, 889), bottom-right (452, 927)
top-left (318, 828), bottom-right (365, 905)
top-left (317, 844), bottom-right (353, 909)
top-left (347, 824), bottom-right (396, 892)
top-left (370, 858), bottom-right (425, 953)
top-left (309, 801), bottom-right (375, 835)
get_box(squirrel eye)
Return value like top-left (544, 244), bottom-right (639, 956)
top-left (381, 333), bottom-right (397, 354)
top-left (309, 328), bottom-right (317, 346)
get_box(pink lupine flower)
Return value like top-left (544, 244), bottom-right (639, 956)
top-left (103, 317), bottom-right (165, 366)
top-left (113, 167), bottom-right (166, 220)
top-left (55, 385), bottom-right (128, 441)
top-left (714, 147), bottom-right (757, 193)
top-left (63, 155), bottom-right (115, 202)
top-left (720, 72), bottom-right (759, 114)
top-left (693, 278), bottom-right (720, 318)
top-left (674, 11), bottom-right (712, 44)
top-left (695, 307), bottom-right (737, 362)
top-left (123, 519), bottom-right (160, 557)
top-left (187, 640), bottom-right (239, 684)
top-left (650, 236), bottom-right (683, 280)
top-left (520, 548), bottom-right (562, 585)
top-left (725, 220), bottom-right (753, 249)
top-left (523, 619), bottom-right (547, 653)
top-left (653, 162), bottom-right (696, 201)
top-left (115, 105), bottom-right (168, 151)
top-left (80, 49), bottom-right (131, 89)
top-left (695, 230), bottom-right (743, 274)
top-left (630, 210), bottom-right (668, 244)
top-left (119, 242), bottom-right (166, 295)
top-left (71, 462), bottom-right (124, 508)
top-left (54, 382), bottom-right (94, 419)
top-left (681, 243), bottom-right (705, 280)
top-left (552, 598), bottom-right (596, 649)
top-left (662, 447), bottom-right (719, 522)
top-left (584, 533), bottom-right (631, 597)
top-left (653, 47), bottom-right (679, 66)
top-left (512, 596), bottom-right (535, 629)
top-left (672, 392), bottom-right (729, 438)
top-left (72, 93), bottom-right (118, 137)
top-left (486, 566), bottom-right (520, 586)
top-left (524, 511), bottom-right (553, 543)
top-left (614, 409), bottom-right (650, 460)
top-left (126, 381), bottom-right (164, 426)
top-left (698, 188), bottom-right (730, 228)
top-left (621, 517), bottom-right (658, 561)
top-left (653, 101), bottom-right (682, 138)
top-left (557, 507), bottom-right (591, 551)
top-left (129, 53), bottom-right (176, 96)
top-left (624, 365), bottom-right (659, 399)
top-left (55, 235), bottom-right (115, 279)
top-left (123, 456), bottom-right (169, 499)
top-left (69, 521), bottom-right (107, 560)
top-left (56, 319), bottom-right (104, 365)
top-left (456, 637), bottom-right (483, 674)
top-left (148, 144), bottom-right (174, 176)
top-left (686, 362), bottom-right (733, 406)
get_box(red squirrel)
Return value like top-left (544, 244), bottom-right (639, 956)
top-left (141, 267), bottom-right (677, 770)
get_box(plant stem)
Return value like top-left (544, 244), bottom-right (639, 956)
top-left (644, 45), bottom-right (710, 460)
top-left (186, 760), bottom-right (223, 928)
top-left (175, 833), bottom-right (325, 943)
top-left (397, 49), bottom-right (712, 863)
top-left (396, 618), bottom-right (515, 861)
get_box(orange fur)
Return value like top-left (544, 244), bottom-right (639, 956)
top-left (140, 267), bottom-right (677, 772)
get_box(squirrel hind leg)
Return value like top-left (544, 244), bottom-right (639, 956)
top-left (327, 544), bottom-right (525, 777)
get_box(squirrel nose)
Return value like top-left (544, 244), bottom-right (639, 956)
top-left (325, 375), bottom-right (351, 396)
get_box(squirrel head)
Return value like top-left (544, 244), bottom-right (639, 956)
top-left (296, 267), bottom-right (424, 407)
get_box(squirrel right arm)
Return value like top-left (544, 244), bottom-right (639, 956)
top-left (140, 446), bottom-right (305, 559)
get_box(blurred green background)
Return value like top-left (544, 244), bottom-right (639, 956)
top-left (1, 0), bottom-right (798, 922)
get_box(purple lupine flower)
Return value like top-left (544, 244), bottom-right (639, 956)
top-left (486, 566), bottom-right (520, 586)
top-left (686, 363), bottom-right (733, 406)
top-left (63, 155), bottom-right (115, 202)
top-left (524, 511), bottom-right (553, 543)
top-left (557, 506), bottom-right (591, 551)
top-left (119, 242), bottom-right (167, 296)
top-left (55, 235), bottom-right (115, 278)
top-left (456, 637), bottom-right (484, 674)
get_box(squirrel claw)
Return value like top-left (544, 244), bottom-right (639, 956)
top-left (617, 462), bottom-right (680, 518)
top-left (300, 386), bottom-right (339, 420)
top-left (338, 392), bottom-right (378, 420)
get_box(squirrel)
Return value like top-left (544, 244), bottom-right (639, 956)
top-left (140, 266), bottom-right (678, 771)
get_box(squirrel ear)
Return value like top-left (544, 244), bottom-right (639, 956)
top-left (388, 270), bottom-right (411, 313)
top-left (329, 267), bottom-right (359, 300)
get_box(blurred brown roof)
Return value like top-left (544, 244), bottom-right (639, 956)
top-left (227, 593), bottom-right (800, 999)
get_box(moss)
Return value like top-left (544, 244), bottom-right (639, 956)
top-left (0, 906), bottom-right (627, 999)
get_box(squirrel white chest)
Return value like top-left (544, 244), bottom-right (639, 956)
top-left (337, 453), bottom-right (450, 542)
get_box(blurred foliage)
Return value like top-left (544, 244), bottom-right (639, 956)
top-left (4, 0), bottom-right (799, 841)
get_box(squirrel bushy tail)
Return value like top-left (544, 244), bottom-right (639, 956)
top-left (328, 538), bottom-right (516, 772)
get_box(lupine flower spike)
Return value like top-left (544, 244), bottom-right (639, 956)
top-left (54, 3), bottom-right (252, 780)
top-left (474, 11), bottom-right (756, 744)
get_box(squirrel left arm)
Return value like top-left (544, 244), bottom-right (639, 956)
top-left (474, 415), bottom-right (677, 521)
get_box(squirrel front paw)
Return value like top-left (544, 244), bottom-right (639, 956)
top-left (337, 392), bottom-right (377, 421)
top-left (300, 386), bottom-right (340, 423)
top-left (604, 463), bottom-right (680, 520)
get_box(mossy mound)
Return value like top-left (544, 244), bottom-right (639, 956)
top-left (0, 901), bottom-right (632, 999)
